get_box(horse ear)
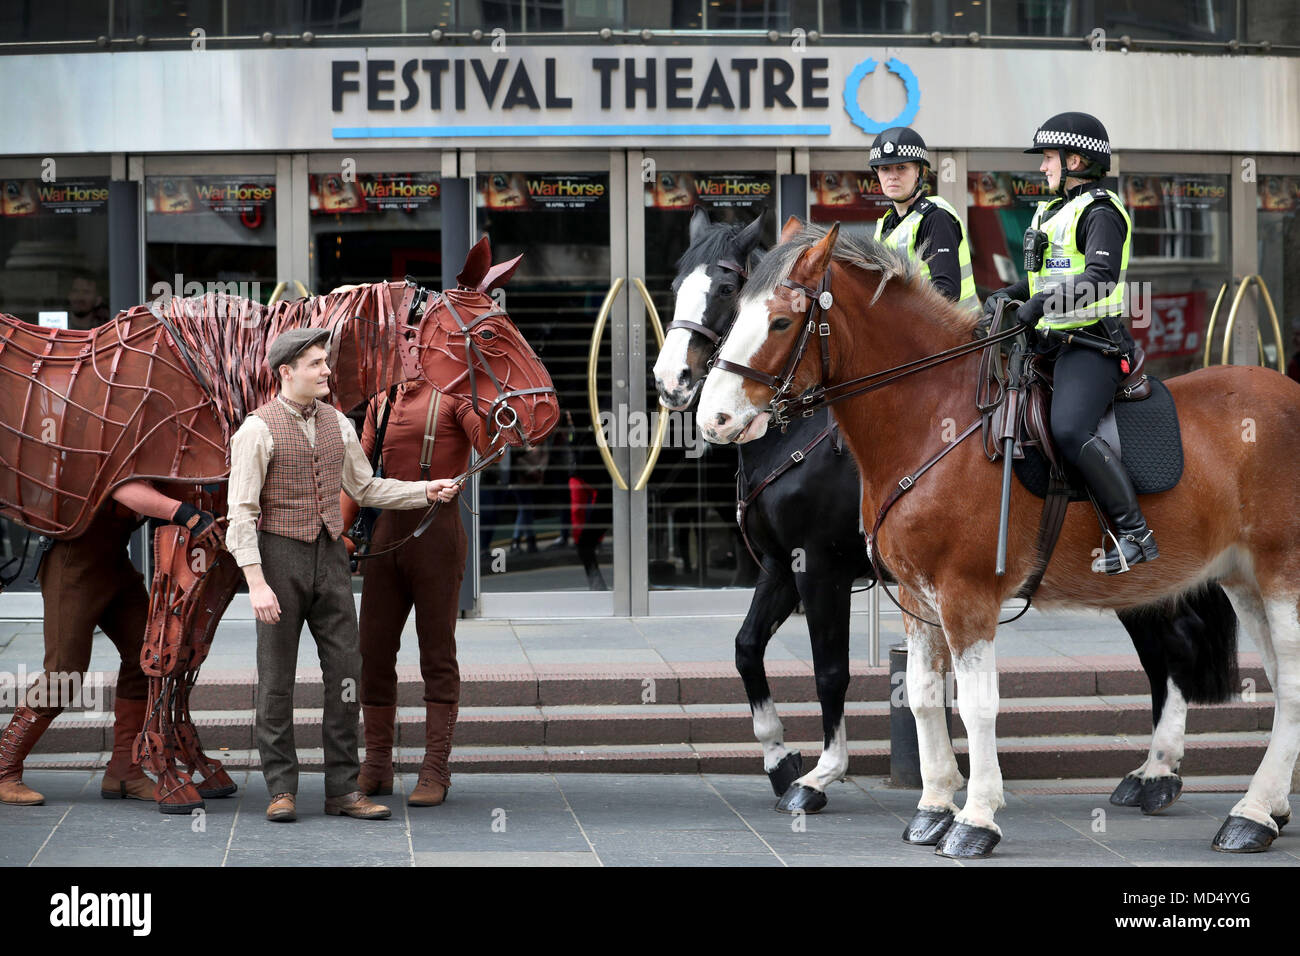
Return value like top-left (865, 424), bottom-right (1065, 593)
top-left (780, 215), bottom-right (803, 242)
top-left (734, 209), bottom-right (765, 257)
top-left (798, 222), bottom-right (839, 278)
top-left (477, 253), bottom-right (524, 293)
top-left (688, 205), bottom-right (711, 244)
top-left (457, 236), bottom-right (492, 289)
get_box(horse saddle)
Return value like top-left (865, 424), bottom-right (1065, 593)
top-left (982, 345), bottom-right (1185, 501)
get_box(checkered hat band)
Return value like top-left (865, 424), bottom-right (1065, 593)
top-left (1035, 129), bottom-right (1111, 154)
top-left (871, 144), bottom-right (928, 162)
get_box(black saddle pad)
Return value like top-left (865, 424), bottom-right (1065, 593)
top-left (1014, 377), bottom-right (1183, 501)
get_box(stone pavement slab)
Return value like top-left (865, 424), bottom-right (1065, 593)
top-left (4, 770), bottom-right (1297, 867)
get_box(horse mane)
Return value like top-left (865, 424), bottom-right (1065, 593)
top-left (740, 223), bottom-right (977, 338)
top-left (672, 220), bottom-right (767, 294)
top-left (123, 281), bottom-right (398, 434)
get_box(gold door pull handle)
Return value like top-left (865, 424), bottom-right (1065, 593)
top-left (630, 278), bottom-right (669, 492)
top-left (267, 281), bottom-right (289, 306)
top-left (1220, 274), bottom-right (1286, 372)
top-left (589, 278), bottom-right (629, 491)
top-left (1203, 280), bottom-right (1230, 369)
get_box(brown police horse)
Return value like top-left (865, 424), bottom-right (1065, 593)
top-left (697, 223), bottom-right (1300, 857)
top-left (0, 238), bottom-right (557, 813)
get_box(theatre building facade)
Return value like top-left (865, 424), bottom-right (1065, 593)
top-left (1, 2), bottom-right (1298, 618)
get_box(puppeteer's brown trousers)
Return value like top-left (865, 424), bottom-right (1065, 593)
top-left (359, 505), bottom-right (466, 708)
top-left (30, 507), bottom-right (149, 713)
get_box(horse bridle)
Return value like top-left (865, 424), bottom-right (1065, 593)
top-left (355, 285), bottom-right (557, 560)
top-left (664, 257), bottom-right (748, 348)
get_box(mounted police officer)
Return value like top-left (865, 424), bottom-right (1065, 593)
top-left (985, 111), bottom-right (1157, 574)
top-left (870, 126), bottom-right (980, 314)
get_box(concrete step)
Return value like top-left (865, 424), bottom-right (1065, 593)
top-left (0, 655), bottom-right (1273, 712)
top-left (20, 694), bottom-right (1275, 754)
top-left (32, 732), bottom-right (1272, 779)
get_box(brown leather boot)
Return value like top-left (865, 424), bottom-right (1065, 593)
top-left (358, 704), bottom-right (397, 796)
top-left (0, 706), bottom-right (57, 806)
top-left (101, 696), bottom-right (155, 801)
top-left (409, 703), bottom-right (457, 807)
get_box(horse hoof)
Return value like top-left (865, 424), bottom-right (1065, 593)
top-left (902, 808), bottom-right (955, 846)
top-left (1139, 775), bottom-right (1182, 815)
top-left (196, 768), bottom-right (238, 799)
top-left (776, 784), bottom-right (827, 815)
top-left (1109, 774), bottom-right (1142, 807)
top-left (1211, 815), bottom-right (1277, 853)
top-left (766, 751), bottom-right (804, 797)
top-left (935, 822), bottom-right (1001, 859)
top-left (1272, 810), bottom-right (1290, 833)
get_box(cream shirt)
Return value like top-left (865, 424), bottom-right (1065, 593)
top-left (226, 395), bottom-right (429, 567)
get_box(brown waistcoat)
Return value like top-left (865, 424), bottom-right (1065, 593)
top-left (251, 398), bottom-right (345, 542)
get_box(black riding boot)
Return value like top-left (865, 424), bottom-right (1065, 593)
top-left (1075, 436), bottom-right (1159, 574)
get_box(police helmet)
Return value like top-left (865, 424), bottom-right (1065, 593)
top-left (869, 127), bottom-right (931, 169)
top-left (1025, 111), bottom-right (1111, 174)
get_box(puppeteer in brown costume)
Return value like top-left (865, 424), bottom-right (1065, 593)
top-left (341, 378), bottom-right (493, 806)
top-left (0, 487), bottom-right (213, 806)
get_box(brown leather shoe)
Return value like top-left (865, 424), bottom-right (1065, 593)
top-left (0, 706), bottom-right (57, 806)
top-left (358, 704), bottom-right (397, 796)
top-left (324, 791), bottom-right (392, 819)
top-left (101, 697), bottom-right (155, 801)
top-left (266, 792), bottom-right (297, 822)
top-left (409, 703), bottom-right (457, 808)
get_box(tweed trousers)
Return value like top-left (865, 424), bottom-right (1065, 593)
top-left (255, 529), bottom-right (360, 798)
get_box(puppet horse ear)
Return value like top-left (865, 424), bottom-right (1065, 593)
top-left (457, 236), bottom-right (492, 289)
top-left (478, 254), bottom-right (523, 294)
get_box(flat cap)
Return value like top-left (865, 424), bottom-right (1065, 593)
top-left (267, 327), bottom-right (332, 375)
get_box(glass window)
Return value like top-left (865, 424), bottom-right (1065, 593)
top-left (309, 170), bottom-right (442, 293)
top-left (1246, 0), bottom-right (1300, 46)
top-left (965, 167), bottom-right (1051, 298)
top-left (475, 171), bottom-right (613, 592)
top-left (0, 174), bottom-right (112, 592)
top-left (0, 0), bottom-right (109, 41)
top-left (709, 0), bottom-right (790, 31)
top-left (1257, 175), bottom-right (1300, 381)
top-left (811, 165), bottom-right (937, 238)
top-left (145, 173), bottom-right (277, 305)
top-left (1121, 172), bottom-right (1230, 379)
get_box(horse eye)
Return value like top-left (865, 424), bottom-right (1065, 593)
top-left (492, 174), bottom-right (507, 188)
top-left (479, 329), bottom-right (496, 340)
top-left (719, 284), bottom-right (736, 297)
top-left (770, 318), bottom-right (792, 332)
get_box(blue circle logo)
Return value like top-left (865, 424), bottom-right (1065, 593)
top-left (842, 57), bottom-right (921, 135)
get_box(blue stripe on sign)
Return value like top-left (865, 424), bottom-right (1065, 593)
top-left (332, 123), bottom-right (832, 139)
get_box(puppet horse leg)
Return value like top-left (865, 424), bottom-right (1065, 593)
top-left (138, 524), bottom-right (235, 813)
top-left (170, 548), bottom-right (241, 799)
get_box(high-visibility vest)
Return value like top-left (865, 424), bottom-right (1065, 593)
top-left (1027, 187), bottom-right (1132, 331)
top-left (874, 194), bottom-right (980, 314)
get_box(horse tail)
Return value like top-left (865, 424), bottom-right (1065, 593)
top-left (1118, 583), bottom-right (1240, 720)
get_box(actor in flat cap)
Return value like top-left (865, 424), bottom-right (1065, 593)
top-left (226, 327), bottom-right (461, 822)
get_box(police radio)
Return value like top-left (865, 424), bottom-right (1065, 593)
top-left (1023, 228), bottom-right (1049, 272)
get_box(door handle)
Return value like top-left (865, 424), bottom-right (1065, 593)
top-left (630, 278), bottom-right (669, 492)
top-left (267, 280), bottom-right (313, 306)
top-left (588, 278), bottom-right (630, 491)
top-left (1203, 281), bottom-right (1230, 368)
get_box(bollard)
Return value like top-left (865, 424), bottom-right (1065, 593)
top-left (889, 643), bottom-right (952, 788)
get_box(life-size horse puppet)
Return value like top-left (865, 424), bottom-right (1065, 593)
top-left (0, 238), bottom-right (557, 813)
top-left (657, 208), bottom-right (1240, 818)
top-left (697, 223), bottom-right (1300, 856)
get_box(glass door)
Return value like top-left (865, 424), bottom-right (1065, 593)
top-left (471, 151), bottom-right (628, 616)
top-left (627, 150), bottom-right (779, 615)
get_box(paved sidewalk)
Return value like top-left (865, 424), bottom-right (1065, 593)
top-left (3, 770), bottom-right (1296, 867)
top-left (0, 605), bottom-right (1261, 675)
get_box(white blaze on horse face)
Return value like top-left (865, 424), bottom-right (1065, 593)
top-left (655, 265), bottom-right (711, 408)
top-left (751, 698), bottom-right (790, 771)
top-left (697, 296), bottom-right (774, 444)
